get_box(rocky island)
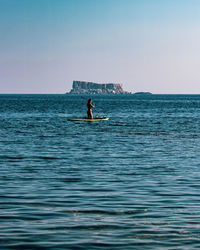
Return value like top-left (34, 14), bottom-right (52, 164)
top-left (68, 81), bottom-right (128, 94)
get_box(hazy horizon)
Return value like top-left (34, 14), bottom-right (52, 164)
top-left (1, 0), bottom-right (200, 94)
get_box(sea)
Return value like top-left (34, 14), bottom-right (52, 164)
top-left (1, 94), bottom-right (200, 249)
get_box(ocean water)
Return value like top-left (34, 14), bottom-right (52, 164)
top-left (1, 94), bottom-right (200, 249)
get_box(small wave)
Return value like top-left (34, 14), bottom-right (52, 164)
top-left (0, 155), bottom-right (60, 160)
top-left (61, 209), bottom-right (146, 216)
top-left (61, 178), bottom-right (81, 183)
top-left (46, 224), bottom-right (125, 231)
top-left (0, 155), bottom-right (25, 160)
top-left (37, 156), bottom-right (59, 160)
top-left (110, 124), bottom-right (125, 127)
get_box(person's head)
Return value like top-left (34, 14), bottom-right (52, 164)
top-left (88, 98), bottom-right (92, 104)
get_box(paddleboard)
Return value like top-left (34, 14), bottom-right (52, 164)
top-left (68, 117), bottom-right (109, 122)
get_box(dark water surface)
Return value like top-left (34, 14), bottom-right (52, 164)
top-left (1, 94), bottom-right (200, 249)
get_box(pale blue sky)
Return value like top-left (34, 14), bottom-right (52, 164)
top-left (1, 0), bottom-right (200, 93)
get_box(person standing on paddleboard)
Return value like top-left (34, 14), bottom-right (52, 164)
top-left (87, 99), bottom-right (95, 119)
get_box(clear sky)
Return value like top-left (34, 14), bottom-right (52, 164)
top-left (1, 0), bottom-right (200, 94)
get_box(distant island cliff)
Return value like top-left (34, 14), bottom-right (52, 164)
top-left (68, 81), bottom-right (129, 94)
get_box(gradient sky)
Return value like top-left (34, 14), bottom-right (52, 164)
top-left (1, 0), bottom-right (200, 94)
